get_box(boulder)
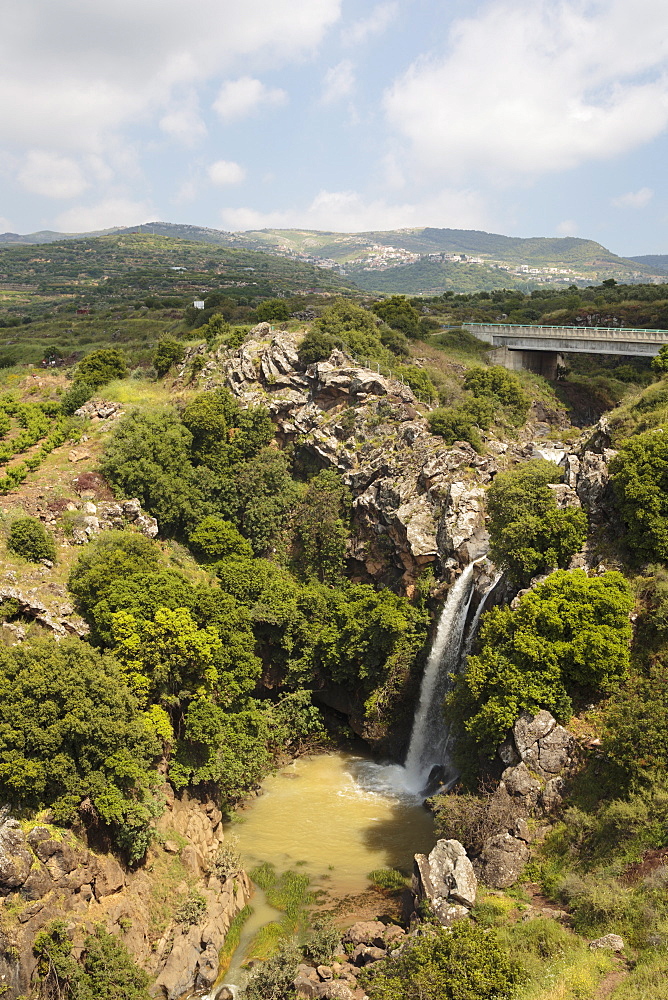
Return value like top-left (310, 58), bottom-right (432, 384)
top-left (0, 811), bottom-right (32, 893)
top-left (476, 833), bottom-right (530, 888)
top-left (343, 920), bottom-right (387, 948)
top-left (413, 839), bottom-right (477, 924)
top-left (589, 934), bottom-right (624, 952)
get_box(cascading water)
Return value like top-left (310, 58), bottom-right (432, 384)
top-left (400, 563), bottom-right (477, 793)
top-left (463, 571), bottom-right (502, 661)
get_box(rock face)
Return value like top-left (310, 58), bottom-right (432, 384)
top-left (412, 839), bottom-right (477, 925)
top-left (0, 793), bottom-right (251, 1000)
top-left (0, 585), bottom-right (88, 640)
top-left (475, 834), bottom-right (530, 890)
top-left (70, 498), bottom-right (158, 545)
top-left (473, 711), bottom-right (577, 889)
top-left (180, 331), bottom-right (496, 592)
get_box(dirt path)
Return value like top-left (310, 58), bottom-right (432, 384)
top-left (593, 958), bottom-right (628, 1000)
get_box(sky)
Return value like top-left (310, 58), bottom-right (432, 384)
top-left (2, 0), bottom-right (668, 255)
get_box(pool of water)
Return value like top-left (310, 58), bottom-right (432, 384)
top-left (229, 750), bottom-right (434, 899)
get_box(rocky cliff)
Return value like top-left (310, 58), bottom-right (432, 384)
top-left (179, 328), bottom-right (500, 594)
top-left (0, 791), bottom-right (251, 1000)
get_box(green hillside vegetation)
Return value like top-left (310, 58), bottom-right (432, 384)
top-left (3, 281), bottom-right (668, 997)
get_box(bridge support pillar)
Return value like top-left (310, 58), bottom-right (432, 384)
top-left (487, 346), bottom-right (564, 380)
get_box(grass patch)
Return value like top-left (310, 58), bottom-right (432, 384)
top-left (216, 905), bottom-right (253, 979)
top-left (243, 863), bottom-right (313, 963)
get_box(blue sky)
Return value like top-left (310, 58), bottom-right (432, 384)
top-left (2, 0), bottom-right (667, 255)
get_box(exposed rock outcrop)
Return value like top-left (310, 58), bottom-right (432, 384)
top-left (472, 710), bottom-right (578, 889)
top-left (0, 792), bottom-right (251, 1000)
top-left (180, 331), bottom-right (497, 592)
top-left (412, 839), bottom-right (477, 925)
top-left (70, 498), bottom-right (158, 544)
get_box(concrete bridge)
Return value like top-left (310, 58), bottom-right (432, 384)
top-left (461, 321), bottom-right (668, 378)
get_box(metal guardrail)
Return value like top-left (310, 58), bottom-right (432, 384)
top-left (464, 321), bottom-right (668, 343)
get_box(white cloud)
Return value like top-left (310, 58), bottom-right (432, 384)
top-left (0, 1), bottom-right (338, 153)
top-left (612, 186), bottom-right (654, 208)
top-left (160, 93), bottom-right (207, 145)
top-left (0, 217), bottom-right (14, 232)
top-left (556, 220), bottom-right (579, 236)
top-left (321, 60), bottom-right (355, 105)
top-left (384, 0), bottom-right (668, 182)
top-left (208, 160), bottom-right (246, 185)
top-left (18, 150), bottom-right (88, 199)
top-left (220, 187), bottom-right (488, 232)
top-left (212, 77), bottom-right (287, 122)
top-left (343, 2), bottom-right (398, 45)
top-left (54, 198), bottom-right (154, 232)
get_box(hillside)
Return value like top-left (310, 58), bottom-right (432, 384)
top-left (2, 223), bottom-right (664, 296)
top-left (629, 254), bottom-right (668, 274)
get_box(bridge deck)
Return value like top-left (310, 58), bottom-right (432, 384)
top-left (462, 321), bottom-right (668, 357)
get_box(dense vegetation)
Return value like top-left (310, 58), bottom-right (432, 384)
top-left (2, 259), bottom-right (668, 999)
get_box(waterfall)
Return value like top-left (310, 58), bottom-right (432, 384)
top-left (463, 571), bottom-right (502, 660)
top-left (400, 563), bottom-right (477, 794)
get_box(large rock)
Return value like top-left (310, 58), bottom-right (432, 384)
top-left (475, 833), bottom-right (530, 889)
top-left (413, 839), bottom-right (477, 924)
top-left (512, 711), bottom-right (576, 779)
top-left (0, 811), bottom-right (32, 893)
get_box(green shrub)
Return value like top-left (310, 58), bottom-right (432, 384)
top-left (427, 406), bottom-right (483, 451)
top-left (60, 380), bottom-right (95, 415)
top-left (0, 637), bottom-right (160, 859)
top-left (73, 348), bottom-right (128, 388)
top-left (298, 329), bottom-right (337, 365)
top-left (611, 427), bottom-right (668, 561)
top-left (175, 893), bottom-right (207, 926)
top-left (256, 298), bottom-right (290, 322)
top-left (34, 921), bottom-right (151, 1000)
top-left (361, 920), bottom-right (521, 1000)
top-left (7, 516), bottom-right (56, 562)
top-left (487, 459), bottom-right (588, 585)
top-left (152, 338), bottom-right (184, 377)
top-left (188, 516), bottom-right (253, 560)
top-left (464, 365), bottom-right (530, 425)
top-left (451, 569), bottom-right (633, 751)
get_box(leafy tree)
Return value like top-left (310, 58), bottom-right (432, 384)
top-left (189, 515), bottom-right (253, 560)
top-left (291, 470), bottom-right (351, 583)
top-left (228, 448), bottom-right (302, 555)
top-left (0, 637), bottom-right (160, 856)
top-left (487, 460), bottom-right (588, 585)
top-left (256, 298), bottom-right (290, 322)
top-left (464, 365), bottom-right (530, 425)
top-left (68, 531), bottom-right (160, 621)
top-left (651, 345), bottom-right (668, 373)
top-left (73, 348), bottom-right (128, 388)
top-left (313, 299), bottom-right (379, 339)
top-left (610, 427), bottom-right (668, 561)
top-left (7, 516), bottom-right (56, 562)
top-left (371, 295), bottom-right (421, 338)
top-left (361, 920), bottom-right (520, 1000)
top-left (182, 389), bottom-right (274, 472)
top-left (153, 338), bottom-right (184, 377)
top-left (109, 606), bottom-right (223, 707)
top-left (100, 408), bottom-right (205, 534)
top-left (452, 569), bottom-right (633, 751)
top-left (201, 313), bottom-right (230, 348)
